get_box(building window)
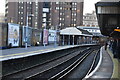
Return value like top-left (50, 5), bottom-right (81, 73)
top-left (30, 2), bottom-right (32, 4)
top-left (74, 24), bottom-right (76, 26)
top-left (35, 22), bottom-right (37, 25)
top-left (35, 10), bottom-right (38, 14)
top-left (19, 2), bottom-right (23, 4)
top-left (28, 22), bottom-right (31, 25)
top-left (36, 6), bottom-right (38, 9)
top-left (43, 23), bottom-right (46, 27)
top-left (72, 8), bottom-right (76, 10)
top-left (74, 8), bottom-right (76, 10)
top-left (72, 3), bottom-right (75, 5)
top-left (21, 22), bottom-right (23, 25)
top-left (74, 3), bottom-right (77, 5)
top-left (29, 17), bottom-right (31, 20)
top-left (60, 18), bottom-right (62, 20)
top-left (21, 12), bottom-right (23, 14)
top-left (27, 7), bottom-right (29, 9)
top-left (43, 13), bottom-right (46, 17)
top-left (56, 7), bottom-right (59, 10)
top-left (21, 17), bottom-right (23, 19)
top-left (59, 23), bottom-right (62, 26)
top-left (67, 8), bottom-right (70, 10)
top-left (35, 17), bottom-right (37, 20)
top-left (43, 8), bottom-right (49, 12)
top-left (60, 7), bottom-right (62, 10)
top-left (56, 2), bottom-right (59, 4)
top-left (49, 23), bottom-right (51, 26)
top-left (74, 13), bottom-right (76, 16)
top-left (43, 18), bottom-right (46, 22)
top-left (60, 13), bottom-right (62, 15)
top-left (72, 13), bottom-right (76, 16)
top-left (71, 24), bottom-right (73, 26)
top-left (21, 7), bottom-right (23, 9)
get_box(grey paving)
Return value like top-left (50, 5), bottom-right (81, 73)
top-left (0, 44), bottom-right (83, 61)
top-left (1, 44), bottom-right (95, 56)
top-left (90, 47), bottom-right (113, 79)
top-left (1, 45), bottom-right (58, 56)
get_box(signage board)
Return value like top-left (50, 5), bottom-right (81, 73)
top-left (22, 26), bottom-right (32, 46)
top-left (43, 8), bottom-right (49, 12)
top-left (8, 23), bottom-right (19, 47)
top-left (43, 29), bottom-right (48, 45)
top-left (48, 30), bottom-right (56, 43)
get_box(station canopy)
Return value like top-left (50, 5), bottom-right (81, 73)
top-left (60, 27), bottom-right (93, 36)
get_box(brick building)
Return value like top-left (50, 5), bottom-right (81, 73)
top-left (5, 1), bottom-right (83, 30)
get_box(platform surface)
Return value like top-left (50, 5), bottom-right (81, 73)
top-left (0, 44), bottom-right (96, 61)
top-left (90, 46), bottom-right (113, 79)
top-left (0, 45), bottom-right (78, 61)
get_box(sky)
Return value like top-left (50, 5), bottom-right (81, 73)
top-left (0, 0), bottom-right (5, 14)
top-left (84, 0), bottom-right (100, 14)
top-left (0, 0), bottom-right (100, 14)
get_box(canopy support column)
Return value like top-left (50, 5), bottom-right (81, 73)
top-left (62, 35), bottom-right (64, 45)
top-left (73, 35), bottom-right (74, 45)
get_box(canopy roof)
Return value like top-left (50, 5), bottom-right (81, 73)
top-left (60, 27), bottom-right (92, 36)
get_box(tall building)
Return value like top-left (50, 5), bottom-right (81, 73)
top-left (50, 2), bottom-right (83, 30)
top-left (83, 11), bottom-right (98, 27)
top-left (5, 1), bottom-right (43, 29)
top-left (42, 2), bottom-right (51, 29)
top-left (5, 1), bottom-right (83, 30)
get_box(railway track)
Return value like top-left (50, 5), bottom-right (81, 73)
top-left (2, 47), bottom-right (90, 79)
top-left (2, 46), bottom-right (100, 80)
top-left (84, 50), bottom-right (100, 78)
top-left (25, 48), bottom-right (92, 79)
top-left (48, 50), bottom-right (95, 80)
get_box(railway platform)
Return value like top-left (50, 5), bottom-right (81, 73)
top-left (0, 45), bottom-right (76, 61)
top-left (1, 44), bottom-right (118, 79)
top-left (0, 44), bottom-right (96, 61)
top-left (87, 46), bottom-right (120, 80)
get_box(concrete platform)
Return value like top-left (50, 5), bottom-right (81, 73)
top-left (0, 44), bottom-right (96, 61)
top-left (0, 45), bottom-right (77, 61)
top-left (107, 48), bottom-right (120, 79)
top-left (89, 46), bottom-right (114, 79)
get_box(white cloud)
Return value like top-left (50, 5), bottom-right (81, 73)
top-left (84, 0), bottom-right (100, 14)
top-left (0, 0), bottom-right (5, 14)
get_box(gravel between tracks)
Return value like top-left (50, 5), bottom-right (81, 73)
top-left (65, 50), bottom-right (98, 79)
top-left (4, 48), bottom-right (84, 79)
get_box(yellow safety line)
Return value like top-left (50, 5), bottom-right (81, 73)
top-left (0, 45), bottom-right (72, 58)
top-left (107, 48), bottom-right (119, 79)
top-left (0, 47), bottom-right (57, 58)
